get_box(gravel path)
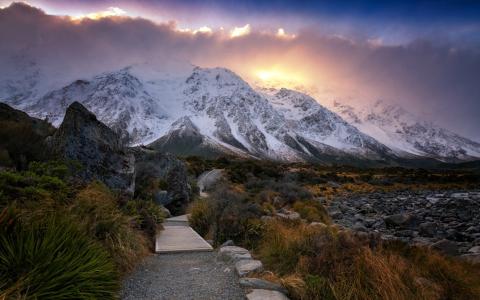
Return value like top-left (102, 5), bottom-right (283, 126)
top-left (121, 252), bottom-right (245, 300)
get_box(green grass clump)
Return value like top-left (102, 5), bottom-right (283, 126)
top-left (0, 208), bottom-right (118, 300)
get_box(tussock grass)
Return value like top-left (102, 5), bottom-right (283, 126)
top-left (258, 220), bottom-right (480, 300)
top-left (0, 208), bottom-right (118, 300)
top-left (188, 198), bottom-right (214, 237)
top-left (0, 162), bottom-right (163, 298)
top-left (71, 182), bottom-right (150, 273)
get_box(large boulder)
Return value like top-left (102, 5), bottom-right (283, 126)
top-left (48, 102), bottom-right (135, 194)
top-left (133, 147), bottom-right (190, 214)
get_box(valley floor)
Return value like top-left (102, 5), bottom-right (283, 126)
top-left (327, 189), bottom-right (480, 258)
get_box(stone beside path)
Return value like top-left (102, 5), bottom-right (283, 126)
top-left (155, 215), bottom-right (213, 253)
top-left (218, 243), bottom-right (291, 300)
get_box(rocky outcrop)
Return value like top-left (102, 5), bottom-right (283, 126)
top-left (49, 102), bottom-right (135, 194)
top-left (327, 190), bottom-right (480, 256)
top-left (133, 147), bottom-right (190, 214)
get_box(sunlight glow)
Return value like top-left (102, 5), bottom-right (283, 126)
top-left (256, 69), bottom-right (298, 81)
top-left (71, 7), bottom-right (126, 21)
top-left (254, 67), bottom-right (308, 88)
top-left (230, 24), bottom-right (251, 38)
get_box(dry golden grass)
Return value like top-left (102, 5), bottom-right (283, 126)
top-left (71, 182), bottom-right (150, 273)
top-left (257, 220), bottom-right (480, 300)
top-left (306, 182), bottom-right (477, 200)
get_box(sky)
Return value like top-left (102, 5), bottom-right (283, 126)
top-left (0, 0), bottom-right (479, 140)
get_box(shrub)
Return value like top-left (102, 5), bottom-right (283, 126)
top-left (188, 198), bottom-right (214, 237)
top-left (123, 198), bottom-right (166, 237)
top-left (71, 182), bottom-right (149, 272)
top-left (0, 169), bottom-right (71, 210)
top-left (292, 200), bottom-right (330, 223)
top-left (0, 208), bottom-right (118, 300)
top-left (188, 186), bottom-right (263, 247)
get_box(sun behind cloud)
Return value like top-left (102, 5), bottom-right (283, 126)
top-left (71, 7), bottom-right (127, 21)
top-left (254, 68), bottom-right (306, 86)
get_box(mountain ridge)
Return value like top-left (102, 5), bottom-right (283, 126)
top-left (1, 64), bottom-right (479, 164)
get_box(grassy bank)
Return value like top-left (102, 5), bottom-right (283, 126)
top-left (0, 161), bottom-right (165, 299)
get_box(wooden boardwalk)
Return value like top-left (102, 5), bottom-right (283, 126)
top-left (155, 215), bottom-right (213, 253)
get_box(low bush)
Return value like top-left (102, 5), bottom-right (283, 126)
top-left (188, 198), bottom-right (214, 237)
top-left (292, 200), bottom-right (330, 223)
top-left (123, 198), bottom-right (166, 237)
top-left (0, 208), bottom-right (118, 300)
top-left (188, 186), bottom-right (263, 247)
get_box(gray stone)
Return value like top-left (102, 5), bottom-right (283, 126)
top-left (219, 246), bottom-right (250, 262)
top-left (239, 278), bottom-right (287, 294)
top-left (353, 222), bottom-right (367, 232)
top-left (221, 240), bottom-right (235, 247)
top-left (384, 214), bottom-right (418, 229)
top-left (276, 211), bottom-right (301, 220)
top-left (419, 222), bottom-right (438, 237)
top-left (431, 239), bottom-right (458, 256)
top-left (329, 209), bottom-right (342, 219)
top-left (426, 197), bottom-right (440, 204)
top-left (246, 289), bottom-right (289, 300)
top-left (159, 205), bottom-right (172, 218)
top-left (468, 246), bottom-right (480, 254)
top-left (235, 260), bottom-right (263, 277)
top-left (451, 193), bottom-right (469, 198)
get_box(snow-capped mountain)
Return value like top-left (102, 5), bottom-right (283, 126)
top-left (1, 61), bottom-right (478, 163)
top-left (262, 88), bottom-right (393, 160)
top-left (25, 68), bottom-right (170, 144)
top-left (332, 100), bottom-right (480, 162)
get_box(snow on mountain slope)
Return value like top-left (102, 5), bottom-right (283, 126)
top-left (26, 67), bottom-right (171, 144)
top-left (2, 59), bottom-right (476, 163)
top-left (333, 100), bottom-right (480, 161)
top-left (261, 88), bottom-right (393, 159)
top-left (0, 56), bottom-right (44, 108)
top-left (178, 67), bottom-right (305, 160)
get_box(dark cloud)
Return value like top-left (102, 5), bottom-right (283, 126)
top-left (0, 2), bottom-right (479, 140)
